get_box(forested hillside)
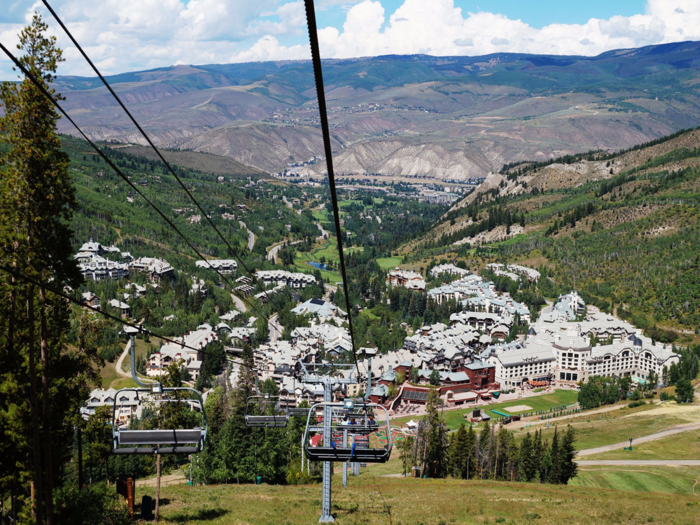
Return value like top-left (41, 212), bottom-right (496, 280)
top-left (405, 127), bottom-right (700, 342)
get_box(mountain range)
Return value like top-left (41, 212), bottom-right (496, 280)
top-left (56, 41), bottom-right (700, 179)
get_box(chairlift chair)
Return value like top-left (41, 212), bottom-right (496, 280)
top-left (244, 394), bottom-right (289, 427)
top-left (111, 331), bottom-right (208, 455)
top-left (302, 400), bottom-right (392, 463)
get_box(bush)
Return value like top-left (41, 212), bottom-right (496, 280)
top-left (659, 391), bottom-right (673, 401)
top-left (628, 400), bottom-right (646, 408)
top-left (55, 482), bottom-right (131, 525)
top-left (286, 460), bottom-right (319, 485)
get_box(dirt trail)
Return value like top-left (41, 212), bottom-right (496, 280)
top-left (136, 472), bottom-right (187, 487)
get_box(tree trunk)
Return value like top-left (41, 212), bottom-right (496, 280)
top-left (155, 454), bottom-right (161, 521)
top-left (39, 291), bottom-right (54, 524)
top-left (27, 287), bottom-right (44, 525)
top-left (77, 426), bottom-right (83, 490)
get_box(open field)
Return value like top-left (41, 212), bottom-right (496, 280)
top-left (376, 256), bottom-right (403, 270)
top-left (571, 465), bottom-right (700, 497)
top-left (136, 473), bottom-right (700, 525)
top-left (585, 428), bottom-right (700, 460)
top-left (514, 403), bottom-right (700, 451)
top-left (393, 389), bottom-right (579, 430)
top-left (292, 239), bottom-right (363, 281)
top-left (100, 360), bottom-right (138, 390)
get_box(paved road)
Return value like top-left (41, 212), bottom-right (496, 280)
top-left (577, 421), bottom-right (700, 456)
top-left (316, 222), bottom-right (329, 240)
top-left (268, 313), bottom-right (283, 343)
top-left (239, 221), bottom-right (255, 250)
top-left (578, 460), bottom-right (700, 466)
top-left (267, 239), bottom-right (302, 263)
top-left (230, 292), bottom-right (248, 313)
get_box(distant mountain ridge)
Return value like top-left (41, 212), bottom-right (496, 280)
top-left (55, 41), bottom-right (700, 177)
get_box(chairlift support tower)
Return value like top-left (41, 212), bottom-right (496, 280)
top-left (298, 361), bottom-right (358, 523)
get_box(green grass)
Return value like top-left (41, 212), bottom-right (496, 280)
top-left (571, 465), bottom-right (700, 496)
top-left (136, 473), bottom-right (700, 524)
top-left (585, 428), bottom-right (700, 460)
top-left (517, 404), bottom-right (700, 450)
top-left (312, 210), bottom-right (329, 222)
top-left (100, 360), bottom-right (138, 390)
top-left (393, 389), bottom-right (579, 430)
top-left (376, 257), bottom-right (403, 270)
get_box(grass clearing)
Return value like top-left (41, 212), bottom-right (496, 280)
top-left (515, 404), bottom-right (700, 450)
top-left (137, 473), bottom-right (700, 524)
top-left (376, 256), bottom-right (403, 270)
top-left (392, 389), bottom-right (579, 430)
top-left (571, 465), bottom-right (700, 496)
top-left (585, 428), bottom-right (700, 460)
top-left (100, 358), bottom-right (138, 390)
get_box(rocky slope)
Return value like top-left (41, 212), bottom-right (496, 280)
top-left (55, 42), bottom-right (700, 177)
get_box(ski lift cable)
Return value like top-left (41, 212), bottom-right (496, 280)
top-left (0, 262), bottom-right (258, 372)
top-left (0, 41), bottom-right (281, 337)
top-left (303, 0), bottom-right (359, 370)
top-left (40, 0), bottom-right (277, 305)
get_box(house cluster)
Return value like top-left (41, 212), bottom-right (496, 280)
top-left (386, 267), bottom-right (427, 292)
top-left (345, 344), bottom-right (500, 411)
top-left (130, 257), bottom-right (174, 282)
top-left (540, 291), bottom-right (586, 322)
top-left (75, 239), bottom-right (131, 281)
top-left (482, 294), bottom-right (679, 388)
top-left (429, 263), bottom-right (470, 279)
top-left (195, 259), bottom-right (238, 274)
top-left (146, 324), bottom-right (221, 380)
top-left (486, 263), bottom-right (541, 282)
top-left (74, 239), bottom-right (177, 283)
top-left (256, 270), bottom-right (317, 289)
top-left (291, 298), bottom-right (346, 325)
top-left (83, 388), bottom-right (143, 426)
top-left (427, 273), bottom-right (531, 322)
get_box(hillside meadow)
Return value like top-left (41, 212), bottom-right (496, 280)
top-left (136, 474), bottom-right (700, 524)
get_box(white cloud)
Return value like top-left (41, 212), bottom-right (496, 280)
top-left (317, 0), bottom-right (700, 59)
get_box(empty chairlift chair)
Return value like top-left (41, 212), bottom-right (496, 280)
top-left (111, 331), bottom-right (207, 455)
top-left (244, 394), bottom-right (290, 427)
top-left (303, 399), bottom-right (392, 463)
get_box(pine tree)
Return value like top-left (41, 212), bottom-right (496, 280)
top-left (416, 388), bottom-right (448, 478)
top-left (0, 14), bottom-right (98, 523)
top-left (548, 427), bottom-right (561, 483)
top-left (557, 426), bottom-right (578, 484)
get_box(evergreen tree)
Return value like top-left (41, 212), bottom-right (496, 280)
top-left (0, 14), bottom-right (100, 523)
top-left (675, 377), bottom-right (694, 403)
top-left (416, 388), bottom-right (448, 478)
top-left (557, 426), bottom-right (578, 484)
top-left (548, 427), bottom-right (561, 484)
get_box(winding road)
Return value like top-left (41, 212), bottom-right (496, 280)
top-left (230, 292), bottom-right (248, 313)
top-left (239, 220), bottom-right (255, 251)
top-left (115, 339), bottom-right (133, 378)
top-left (267, 239), bottom-right (302, 263)
top-left (316, 222), bottom-right (329, 240)
top-left (268, 313), bottom-right (283, 343)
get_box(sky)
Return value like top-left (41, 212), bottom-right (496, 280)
top-left (0, 0), bottom-right (699, 79)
